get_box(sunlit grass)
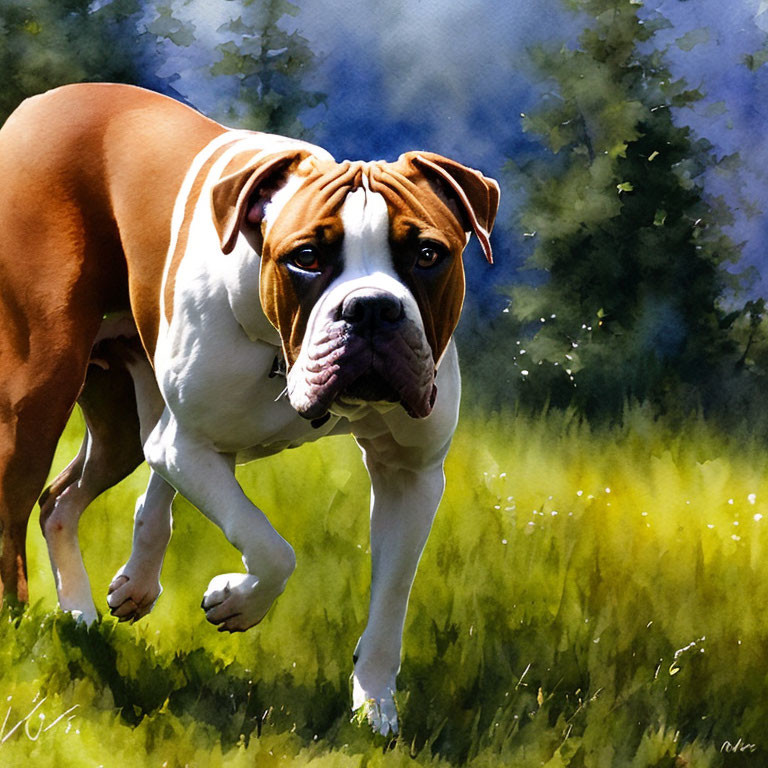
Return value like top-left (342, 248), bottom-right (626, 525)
top-left (3, 406), bottom-right (767, 766)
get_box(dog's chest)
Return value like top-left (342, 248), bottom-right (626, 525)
top-left (154, 287), bottom-right (345, 453)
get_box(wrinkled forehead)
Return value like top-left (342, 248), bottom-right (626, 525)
top-left (263, 157), bottom-right (467, 252)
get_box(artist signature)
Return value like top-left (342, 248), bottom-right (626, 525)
top-left (0, 695), bottom-right (78, 746)
top-left (720, 738), bottom-right (758, 755)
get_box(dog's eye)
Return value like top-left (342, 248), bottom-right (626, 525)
top-left (290, 246), bottom-right (321, 272)
top-left (416, 243), bottom-right (446, 269)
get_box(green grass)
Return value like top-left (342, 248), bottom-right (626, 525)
top-left (1, 406), bottom-right (767, 766)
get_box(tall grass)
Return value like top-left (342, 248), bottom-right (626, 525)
top-left (1, 406), bottom-right (766, 766)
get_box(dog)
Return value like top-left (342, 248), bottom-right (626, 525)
top-left (0, 83), bottom-right (499, 734)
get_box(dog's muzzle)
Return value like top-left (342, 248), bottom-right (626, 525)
top-left (289, 289), bottom-right (437, 421)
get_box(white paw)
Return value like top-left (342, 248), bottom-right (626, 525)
top-left (106, 568), bottom-right (162, 622)
top-left (201, 573), bottom-right (282, 632)
top-left (62, 605), bottom-right (99, 625)
top-left (351, 675), bottom-right (399, 735)
top-left (58, 591), bottom-right (99, 625)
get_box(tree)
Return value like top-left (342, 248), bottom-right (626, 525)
top-left (0, 0), bottom-right (156, 123)
top-left (504, 0), bottom-right (754, 419)
top-left (145, 0), bottom-right (324, 136)
top-left (211, 0), bottom-right (323, 135)
top-left (0, 1), bottom-right (324, 139)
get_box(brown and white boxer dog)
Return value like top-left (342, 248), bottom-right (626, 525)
top-left (0, 83), bottom-right (498, 734)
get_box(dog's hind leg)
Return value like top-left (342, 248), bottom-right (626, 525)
top-left (0, 280), bottom-right (104, 609)
top-left (39, 339), bottom-right (150, 622)
top-left (0, 340), bottom-right (94, 610)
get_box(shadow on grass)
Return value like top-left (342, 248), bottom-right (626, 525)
top-left (1, 605), bottom-right (355, 749)
top-left (3, 597), bottom-right (767, 766)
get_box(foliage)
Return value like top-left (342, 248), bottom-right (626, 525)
top-left (141, 0), bottom-right (324, 135)
top-left (502, 0), bottom-right (759, 420)
top-left (208, 0), bottom-right (324, 134)
top-left (0, 0), bottom-right (151, 123)
top-left (0, 0), bottom-right (324, 135)
top-left (1, 409), bottom-right (767, 766)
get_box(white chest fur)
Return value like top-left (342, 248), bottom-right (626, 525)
top-left (153, 135), bottom-right (344, 453)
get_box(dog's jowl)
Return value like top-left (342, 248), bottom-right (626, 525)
top-left (0, 83), bottom-right (499, 734)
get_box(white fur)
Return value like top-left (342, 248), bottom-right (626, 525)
top-left (286, 185), bottom-right (431, 419)
top-left (43, 322), bottom-right (166, 623)
top-left (262, 173), bottom-right (306, 237)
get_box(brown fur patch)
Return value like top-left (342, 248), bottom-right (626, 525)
top-left (163, 143), bottom-right (237, 324)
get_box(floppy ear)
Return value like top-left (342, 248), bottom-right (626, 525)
top-left (408, 152), bottom-right (500, 264)
top-left (211, 149), bottom-right (309, 254)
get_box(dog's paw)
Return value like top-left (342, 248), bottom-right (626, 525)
top-left (201, 573), bottom-right (281, 632)
top-left (106, 570), bottom-right (162, 621)
top-left (58, 590), bottom-right (99, 625)
top-left (61, 604), bottom-right (99, 625)
top-left (351, 696), bottom-right (399, 736)
top-left (351, 676), bottom-right (399, 736)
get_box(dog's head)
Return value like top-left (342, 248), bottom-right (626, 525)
top-left (211, 149), bottom-right (499, 421)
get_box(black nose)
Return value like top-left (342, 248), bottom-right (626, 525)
top-left (341, 291), bottom-right (405, 328)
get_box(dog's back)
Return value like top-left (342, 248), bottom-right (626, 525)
top-left (0, 84), bottom-right (226, 351)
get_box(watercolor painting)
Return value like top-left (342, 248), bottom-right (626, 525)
top-left (0, 0), bottom-right (767, 765)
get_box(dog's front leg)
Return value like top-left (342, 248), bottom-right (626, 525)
top-left (107, 470), bottom-right (175, 621)
top-left (139, 408), bottom-right (296, 631)
top-left (352, 442), bottom-right (446, 735)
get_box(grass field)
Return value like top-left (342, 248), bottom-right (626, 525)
top-left (1, 406), bottom-right (767, 767)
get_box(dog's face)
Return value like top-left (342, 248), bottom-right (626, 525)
top-left (212, 151), bottom-right (499, 421)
